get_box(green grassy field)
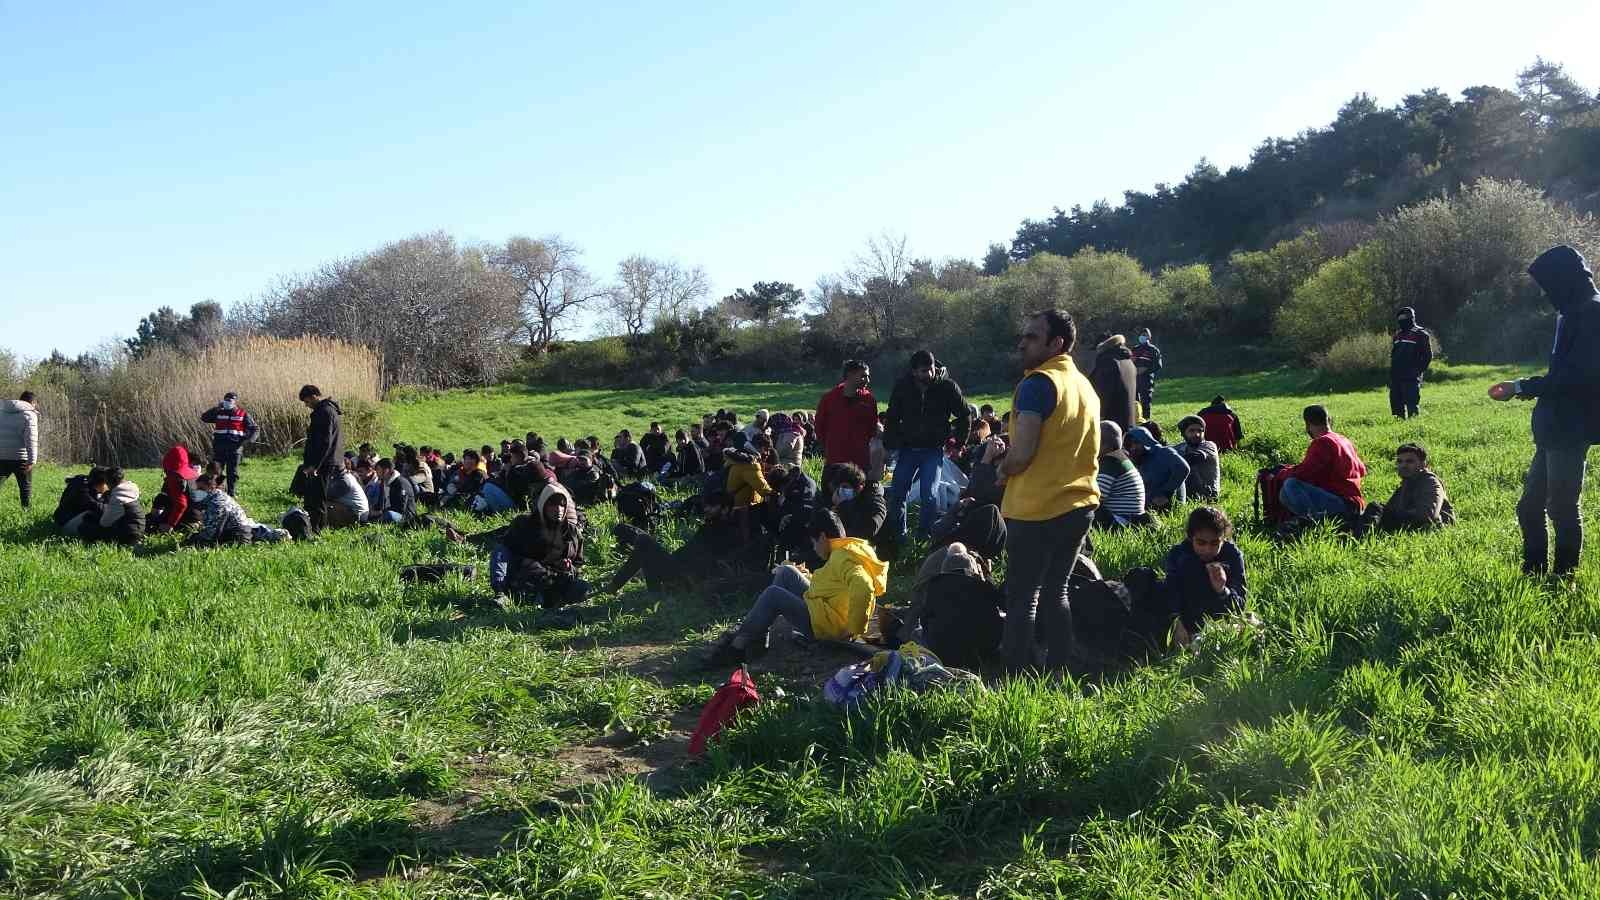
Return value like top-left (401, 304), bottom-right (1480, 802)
top-left (5, 364), bottom-right (1600, 898)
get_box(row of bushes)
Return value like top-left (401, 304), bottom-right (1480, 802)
top-left (5, 336), bottom-right (390, 466)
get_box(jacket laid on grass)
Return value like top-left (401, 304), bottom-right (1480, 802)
top-left (1286, 431), bottom-right (1368, 509)
top-left (804, 536), bottom-right (890, 641)
top-left (1521, 245), bottom-right (1600, 448)
top-left (0, 399), bottom-right (39, 463)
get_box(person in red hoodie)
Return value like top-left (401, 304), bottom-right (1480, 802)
top-left (814, 359), bottom-right (878, 469)
top-left (153, 444), bottom-right (202, 533)
top-left (1281, 405), bottom-right (1368, 517)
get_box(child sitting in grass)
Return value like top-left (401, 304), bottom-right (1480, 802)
top-left (704, 508), bottom-right (889, 666)
top-left (1164, 506), bottom-right (1248, 645)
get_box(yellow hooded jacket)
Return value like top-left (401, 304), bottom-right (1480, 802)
top-left (804, 537), bottom-right (890, 640)
top-left (726, 460), bottom-right (772, 508)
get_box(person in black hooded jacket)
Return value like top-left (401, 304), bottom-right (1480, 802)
top-left (1088, 334), bottom-right (1139, 432)
top-left (1491, 245), bottom-right (1600, 576)
top-left (1389, 306), bottom-right (1433, 419)
top-left (298, 384), bottom-right (343, 534)
top-left (883, 349), bottom-right (969, 542)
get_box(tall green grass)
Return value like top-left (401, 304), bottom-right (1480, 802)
top-left (3, 363), bottom-right (1597, 897)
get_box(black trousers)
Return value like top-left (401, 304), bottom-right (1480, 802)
top-left (1517, 444), bottom-right (1589, 575)
top-left (1002, 505), bottom-right (1096, 672)
top-left (214, 442), bottom-right (243, 495)
top-left (1137, 380), bottom-right (1155, 420)
top-left (610, 524), bottom-right (685, 591)
top-left (1389, 376), bottom-right (1422, 418)
top-left (0, 461), bottom-right (31, 507)
top-left (304, 470), bottom-right (331, 532)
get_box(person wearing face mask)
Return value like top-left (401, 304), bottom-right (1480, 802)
top-left (1130, 328), bottom-right (1163, 421)
top-left (1163, 506), bottom-right (1248, 647)
top-left (1374, 443), bottom-right (1454, 532)
top-left (1389, 307), bottom-right (1434, 419)
top-left (823, 462), bottom-right (888, 546)
top-left (1490, 245), bottom-right (1600, 577)
top-left (200, 392), bottom-right (259, 496)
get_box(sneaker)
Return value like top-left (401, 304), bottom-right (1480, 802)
top-left (487, 593), bottom-right (514, 612)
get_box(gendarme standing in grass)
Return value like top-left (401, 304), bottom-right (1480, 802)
top-left (995, 309), bottom-right (1101, 673)
top-left (1490, 245), bottom-right (1600, 577)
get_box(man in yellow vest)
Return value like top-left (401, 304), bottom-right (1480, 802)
top-left (996, 309), bottom-right (1101, 672)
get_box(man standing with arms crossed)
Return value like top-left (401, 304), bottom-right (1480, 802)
top-left (996, 310), bottom-right (1101, 673)
top-left (1490, 245), bottom-right (1600, 578)
top-left (201, 391), bottom-right (259, 496)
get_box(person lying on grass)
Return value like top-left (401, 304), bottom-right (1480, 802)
top-left (1165, 506), bottom-right (1247, 647)
top-left (703, 508), bottom-right (889, 667)
top-left (183, 472), bottom-right (289, 547)
top-left (488, 482), bottom-right (587, 611)
top-left (607, 490), bottom-right (768, 593)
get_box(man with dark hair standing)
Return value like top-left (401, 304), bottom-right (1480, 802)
top-left (1130, 327), bottom-right (1163, 420)
top-left (200, 391), bottom-right (259, 496)
top-left (996, 309), bottom-right (1100, 673)
top-left (0, 390), bottom-right (39, 508)
top-left (1389, 306), bottom-right (1433, 419)
top-left (815, 359), bottom-right (878, 470)
top-left (1491, 245), bottom-right (1600, 577)
top-left (298, 384), bottom-right (343, 534)
top-left (883, 349), bottom-right (970, 544)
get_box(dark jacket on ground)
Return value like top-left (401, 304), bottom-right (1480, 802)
top-left (1089, 335), bottom-right (1139, 431)
top-left (1163, 540), bottom-right (1247, 632)
top-left (884, 370), bottom-right (970, 451)
top-left (1523, 245), bottom-right (1600, 448)
top-left (1390, 317), bottom-right (1434, 381)
top-left (302, 398), bottom-right (344, 476)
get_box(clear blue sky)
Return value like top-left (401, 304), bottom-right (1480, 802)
top-left (4, 1), bottom-right (1597, 358)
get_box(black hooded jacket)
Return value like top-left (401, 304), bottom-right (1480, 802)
top-left (1089, 337), bottom-right (1139, 431)
top-left (1524, 245), bottom-right (1600, 448)
top-left (884, 369), bottom-right (970, 451)
top-left (302, 398), bottom-right (344, 476)
top-left (1390, 307), bottom-right (1433, 379)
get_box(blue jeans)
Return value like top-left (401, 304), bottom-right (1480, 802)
top-left (1280, 478), bottom-right (1352, 517)
top-left (737, 565), bottom-right (814, 644)
top-left (887, 447), bottom-right (945, 539)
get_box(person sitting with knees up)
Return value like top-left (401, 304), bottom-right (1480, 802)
top-left (703, 508), bottom-right (888, 666)
top-left (1281, 404), bottom-right (1368, 519)
top-left (372, 457), bottom-right (420, 526)
top-left (1377, 442), bottom-right (1456, 532)
top-left (1123, 425), bottom-right (1189, 511)
top-left (324, 463), bottom-right (370, 527)
top-left (1174, 415), bottom-right (1221, 501)
top-left (489, 482), bottom-right (587, 611)
top-left (82, 466), bottom-right (145, 546)
top-left (184, 472), bottom-right (289, 547)
top-left (1096, 420), bottom-right (1151, 529)
top-left (1164, 506), bottom-right (1247, 646)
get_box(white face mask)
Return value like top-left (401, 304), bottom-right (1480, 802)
top-left (834, 486), bottom-right (856, 505)
top-left (1137, 335), bottom-right (1149, 345)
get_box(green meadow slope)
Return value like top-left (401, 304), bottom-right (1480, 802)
top-left (4, 364), bottom-right (1600, 898)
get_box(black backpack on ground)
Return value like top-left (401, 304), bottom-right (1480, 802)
top-left (919, 573), bottom-right (1005, 669)
top-left (1071, 565), bottom-right (1173, 663)
top-left (616, 481), bottom-right (660, 529)
top-left (561, 465), bottom-right (616, 507)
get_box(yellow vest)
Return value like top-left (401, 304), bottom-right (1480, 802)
top-left (1000, 353), bottom-right (1102, 521)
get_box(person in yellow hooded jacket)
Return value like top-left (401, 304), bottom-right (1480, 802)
top-left (704, 507), bottom-right (889, 666)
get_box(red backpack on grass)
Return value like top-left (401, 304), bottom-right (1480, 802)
top-left (1255, 465), bottom-right (1293, 526)
top-left (688, 666), bottom-right (760, 756)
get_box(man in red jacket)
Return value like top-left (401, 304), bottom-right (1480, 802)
top-left (1281, 404), bottom-right (1368, 517)
top-left (815, 360), bottom-right (878, 469)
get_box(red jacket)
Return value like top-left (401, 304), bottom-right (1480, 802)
top-left (1287, 431), bottom-right (1368, 508)
top-left (1199, 408), bottom-right (1243, 452)
top-left (160, 444), bottom-right (200, 529)
top-left (815, 383), bottom-right (878, 469)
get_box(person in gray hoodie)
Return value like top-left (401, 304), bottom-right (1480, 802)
top-left (1491, 245), bottom-right (1600, 576)
top-left (0, 391), bottom-right (40, 508)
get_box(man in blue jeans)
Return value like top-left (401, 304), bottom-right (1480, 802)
top-left (1279, 405), bottom-right (1368, 519)
top-left (1491, 245), bottom-right (1600, 577)
top-left (882, 349), bottom-right (970, 545)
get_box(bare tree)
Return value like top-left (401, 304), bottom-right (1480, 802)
top-left (489, 235), bottom-right (604, 353)
top-left (844, 231), bottom-right (914, 345)
top-left (607, 255), bottom-right (710, 338)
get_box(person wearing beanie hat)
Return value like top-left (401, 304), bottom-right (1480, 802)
top-left (1491, 245), bottom-right (1600, 577)
top-left (1389, 306), bottom-right (1433, 419)
top-left (201, 390), bottom-right (259, 495)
